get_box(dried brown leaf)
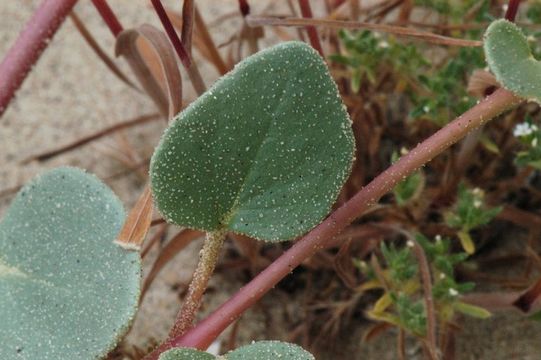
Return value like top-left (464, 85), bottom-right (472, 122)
top-left (115, 185), bottom-right (154, 251)
top-left (116, 24), bottom-right (183, 119)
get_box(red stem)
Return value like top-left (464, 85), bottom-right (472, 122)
top-left (145, 88), bottom-right (521, 358)
top-left (505, 0), bottom-right (521, 22)
top-left (238, 0), bottom-right (250, 17)
top-left (0, 0), bottom-right (78, 118)
top-left (298, 0), bottom-right (324, 57)
top-left (91, 0), bottom-right (123, 37)
top-left (150, 0), bottom-right (191, 69)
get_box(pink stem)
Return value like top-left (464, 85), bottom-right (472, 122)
top-left (0, 0), bottom-right (78, 117)
top-left (91, 0), bottom-right (123, 37)
top-left (145, 88), bottom-right (521, 358)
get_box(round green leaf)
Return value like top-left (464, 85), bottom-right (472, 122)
top-left (159, 348), bottom-right (214, 360)
top-left (225, 341), bottom-right (315, 360)
top-left (0, 168), bottom-right (141, 359)
top-left (150, 41), bottom-right (355, 241)
top-left (484, 19), bottom-right (541, 103)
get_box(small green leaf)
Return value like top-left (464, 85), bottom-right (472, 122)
top-left (453, 301), bottom-right (491, 319)
top-left (0, 168), bottom-right (141, 359)
top-left (150, 41), bottom-right (355, 242)
top-left (159, 348), bottom-right (214, 360)
top-left (457, 230), bottom-right (475, 255)
top-left (225, 341), bottom-right (315, 360)
top-left (484, 19), bottom-right (541, 103)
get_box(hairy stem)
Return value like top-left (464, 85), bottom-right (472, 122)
top-left (0, 0), bottom-right (78, 118)
top-left (168, 228), bottom-right (227, 338)
top-left (144, 89), bottom-right (521, 358)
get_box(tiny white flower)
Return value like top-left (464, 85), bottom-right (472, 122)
top-left (400, 147), bottom-right (409, 155)
top-left (378, 41), bottom-right (389, 48)
top-left (439, 273), bottom-right (446, 279)
top-left (423, 105), bottom-right (430, 113)
top-left (449, 288), bottom-right (459, 296)
top-left (473, 199), bottom-right (482, 208)
top-left (435, 234), bottom-right (442, 242)
top-left (528, 35), bottom-right (536, 43)
top-left (472, 187), bottom-right (483, 196)
top-left (533, 137), bottom-right (538, 147)
top-left (406, 240), bottom-right (415, 248)
top-left (513, 122), bottom-right (536, 137)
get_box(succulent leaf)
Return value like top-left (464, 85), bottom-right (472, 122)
top-left (150, 41), bottom-right (355, 242)
top-left (484, 19), bottom-right (541, 103)
top-left (0, 167), bottom-right (141, 359)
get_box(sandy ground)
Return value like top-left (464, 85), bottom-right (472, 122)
top-left (2, 1), bottom-right (541, 359)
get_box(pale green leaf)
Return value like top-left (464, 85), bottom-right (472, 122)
top-left (484, 19), bottom-right (541, 103)
top-left (0, 168), bottom-right (141, 359)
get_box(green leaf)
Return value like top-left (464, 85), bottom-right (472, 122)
top-left (150, 41), bottom-right (355, 241)
top-left (225, 341), bottom-right (315, 360)
top-left (0, 168), bottom-right (140, 359)
top-left (484, 19), bottom-right (541, 103)
top-left (159, 348), bottom-right (214, 360)
top-left (453, 301), bottom-right (491, 319)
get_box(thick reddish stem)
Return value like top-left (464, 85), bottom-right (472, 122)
top-left (150, 0), bottom-right (191, 69)
top-left (91, 0), bottom-right (123, 36)
top-left (505, 0), bottom-right (521, 22)
top-left (150, 0), bottom-right (206, 95)
top-left (0, 0), bottom-right (78, 118)
top-left (144, 89), bottom-right (521, 358)
top-left (298, 0), bottom-right (324, 56)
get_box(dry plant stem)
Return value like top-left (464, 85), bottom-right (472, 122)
top-left (168, 229), bottom-right (227, 338)
top-left (463, 291), bottom-right (541, 313)
top-left (181, 0), bottom-right (195, 54)
top-left (69, 12), bottom-right (137, 90)
top-left (143, 89), bottom-right (521, 358)
top-left (246, 16), bottom-right (482, 47)
top-left (298, 0), bottom-right (324, 57)
top-left (0, 0), bottom-right (78, 117)
top-left (410, 237), bottom-right (438, 360)
top-left (194, 7), bottom-right (229, 75)
top-left (24, 113), bottom-right (160, 162)
top-left (91, 0), bottom-right (123, 36)
top-left (150, 0), bottom-right (206, 95)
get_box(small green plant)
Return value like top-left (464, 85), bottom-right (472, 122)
top-left (445, 184), bottom-right (502, 254)
top-left (410, 47), bottom-right (485, 126)
top-left (361, 235), bottom-right (489, 347)
top-left (330, 29), bottom-right (427, 93)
